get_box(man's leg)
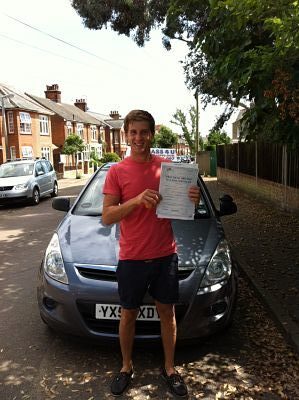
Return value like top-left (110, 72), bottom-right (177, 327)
top-left (110, 308), bottom-right (139, 396)
top-left (155, 301), bottom-right (177, 375)
top-left (119, 308), bottom-right (139, 372)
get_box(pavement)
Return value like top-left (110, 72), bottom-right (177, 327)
top-left (57, 174), bottom-right (91, 190)
top-left (57, 174), bottom-right (299, 355)
top-left (204, 178), bottom-right (299, 356)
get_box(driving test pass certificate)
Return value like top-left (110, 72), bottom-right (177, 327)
top-left (156, 162), bottom-right (199, 220)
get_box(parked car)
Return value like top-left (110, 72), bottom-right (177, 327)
top-left (37, 163), bottom-right (237, 342)
top-left (0, 158), bottom-right (58, 206)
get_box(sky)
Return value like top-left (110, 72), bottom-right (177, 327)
top-left (0, 0), bottom-right (237, 137)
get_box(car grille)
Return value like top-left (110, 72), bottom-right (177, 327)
top-left (76, 265), bottom-right (195, 282)
top-left (0, 186), bottom-right (13, 191)
top-left (77, 301), bottom-right (188, 336)
top-left (76, 266), bottom-right (116, 281)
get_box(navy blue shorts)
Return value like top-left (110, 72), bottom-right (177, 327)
top-left (116, 253), bottom-right (179, 309)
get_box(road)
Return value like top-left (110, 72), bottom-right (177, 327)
top-left (0, 179), bottom-right (298, 400)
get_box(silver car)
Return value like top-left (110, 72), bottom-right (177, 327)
top-left (0, 159), bottom-right (58, 205)
top-left (37, 163), bottom-right (237, 342)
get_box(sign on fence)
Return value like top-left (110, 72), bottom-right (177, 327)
top-left (125, 147), bottom-right (177, 161)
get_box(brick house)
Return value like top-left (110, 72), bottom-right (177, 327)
top-left (27, 84), bottom-right (105, 172)
top-left (0, 83), bottom-right (54, 164)
top-left (89, 110), bottom-right (127, 158)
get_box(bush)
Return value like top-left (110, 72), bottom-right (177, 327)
top-left (100, 152), bottom-right (121, 163)
top-left (204, 144), bottom-right (216, 151)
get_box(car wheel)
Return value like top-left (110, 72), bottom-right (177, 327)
top-left (51, 181), bottom-right (58, 197)
top-left (31, 187), bottom-right (40, 205)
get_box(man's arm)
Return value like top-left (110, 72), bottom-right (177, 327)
top-left (102, 189), bottom-right (161, 225)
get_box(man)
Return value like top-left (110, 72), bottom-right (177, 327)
top-left (102, 110), bottom-right (200, 397)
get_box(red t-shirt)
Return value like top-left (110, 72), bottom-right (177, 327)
top-left (103, 155), bottom-right (176, 260)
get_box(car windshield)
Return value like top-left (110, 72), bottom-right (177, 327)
top-left (0, 163), bottom-right (34, 178)
top-left (73, 167), bottom-right (110, 216)
top-left (73, 165), bottom-right (210, 218)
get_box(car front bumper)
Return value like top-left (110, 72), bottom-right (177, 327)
top-left (0, 188), bottom-right (32, 204)
top-left (37, 261), bottom-right (237, 342)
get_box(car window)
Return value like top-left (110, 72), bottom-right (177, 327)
top-left (0, 163), bottom-right (34, 177)
top-left (41, 160), bottom-right (49, 173)
top-left (194, 196), bottom-right (209, 217)
top-left (46, 161), bottom-right (53, 172)
top-left (73, 166), bottom-right (210, 218)
top-left (35, 162), bottom-right (45, 175)
top-left (73, 168), bottom-right (109, 216)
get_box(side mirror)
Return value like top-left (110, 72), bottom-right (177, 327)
top-left (52, 197), bottom-right (70, 212)
top-left (219, 194), bottom-right (237, 216)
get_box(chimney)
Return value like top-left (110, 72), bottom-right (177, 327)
top-left (74, 98), bottom-right (88, 112)
top-left (109, 110), bottom-right (120, 120)
top-left (45, 84), bottom-right (61, 103)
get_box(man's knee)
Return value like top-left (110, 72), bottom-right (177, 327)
top-left (120, 308), bottom-right (139, 325)
top-left (155, 302), bottom-right (175, 321)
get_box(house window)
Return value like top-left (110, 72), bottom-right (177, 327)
top-left (90, 125), bottom-right (97, 141)
top-left (10, 146), bottom-right (16, 159)
top-left (83, 148), bottom-right (89, 161)
top-left (41, 147), bottom-right (50, 160)
top-left (19, 112), bottom-right (32, 134)
top-left (7, 111), bottom-right (14, 134)
top-left (76, 123), bottom-right (84, 138)
top-left (66, 121), bottom-right (73, 136)
top-left (39, 115), bottom-right (49, 135)
top-left (99, 127), bottom-right (105, 143)
top-left (22, 146), bottom-right (33, 158)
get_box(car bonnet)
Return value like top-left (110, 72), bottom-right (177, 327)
top-left (57, 214), bottom-right (120, 266)
top-left (57, 213), bottom-right (223, 269)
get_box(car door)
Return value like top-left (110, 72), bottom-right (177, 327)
top-left (35, 161), bottom-right (48, 195)
top-left (41, 160), bottom-right (52, 193)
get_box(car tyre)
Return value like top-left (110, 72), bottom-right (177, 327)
top-left (51, 181), bottom-right (58, 198)
top-left (31, 187), bottom-right (40, 205)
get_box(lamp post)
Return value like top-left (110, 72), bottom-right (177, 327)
top-left (1, 93), bottom-right (14, 161)
top-left (194, 88), bottom-right (200, 156)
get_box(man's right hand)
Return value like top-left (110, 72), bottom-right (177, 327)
top-left (102, 189), bottom-right (162, 225)
top-left (137, 189), bottom-right (161, 209)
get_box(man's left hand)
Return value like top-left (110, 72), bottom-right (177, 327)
top-left (188, 186), bottom-right (200, 205)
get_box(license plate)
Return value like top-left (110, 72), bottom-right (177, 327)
top-left (95, 304), bottom-right (160, 321)
top-left (0, 194), bottom-right (7, 198)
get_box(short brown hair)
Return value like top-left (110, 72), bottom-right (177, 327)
top-left (123, 110), bottom-right (155, 134)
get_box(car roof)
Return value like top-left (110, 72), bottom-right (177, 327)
top-left (4, 159), bottom-right (48, 165)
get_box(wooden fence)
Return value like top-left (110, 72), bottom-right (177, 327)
top-left (216, 142), bottom-right (299, 213)
top-left (217, 142), bottom-right (299, 189)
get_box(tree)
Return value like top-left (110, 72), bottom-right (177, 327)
top-left (72, 0), bottom-right (299, 146)
top-left (100, 152), bottom-right (121, 163)
top-left (153, 125), bottom-right (177, 148)
top-left (89, 149), bottom-right (101, 171)
top-left (207, 130), bottom-right (231, 146)
top-left (171, 106), bottom-right (203, 154)
top-left (62, 134), bottom-right (85, 178)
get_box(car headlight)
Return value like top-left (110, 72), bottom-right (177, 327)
top-left (199, 239), bottom-right (232, 288)
top-left (14, 183), bottom-right (28, 190)
top-left (44, 233), bottom-right (68, 284)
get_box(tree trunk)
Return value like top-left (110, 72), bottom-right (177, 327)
top-left (75, 153), bottom-right (79, 178)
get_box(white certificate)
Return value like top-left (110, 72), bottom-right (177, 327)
top-left (156, 162), bottom-right (199, 220)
